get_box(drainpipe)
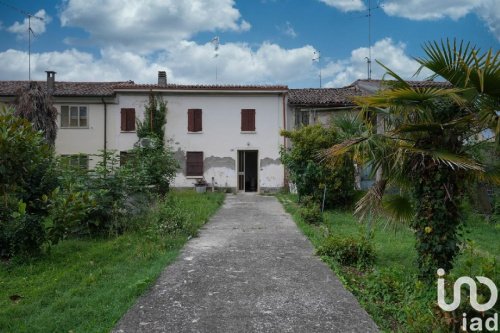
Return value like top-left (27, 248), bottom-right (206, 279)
top-left (282, 92), bottom-right (288, 189)
top-left (101, 97), bottom-right (107, 153)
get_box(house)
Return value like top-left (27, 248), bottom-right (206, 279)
top-left (0, 71), bottom-right (289, 193)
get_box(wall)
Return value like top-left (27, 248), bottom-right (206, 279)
top-left (54, 98), bottom-right (108, 168)
top-left (112, 92), bottom-right (286, 191)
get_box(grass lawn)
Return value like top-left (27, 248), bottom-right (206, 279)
top-left (0, 190), bottom-right (225, 333)
top-left (278, 193), bottom-right (499, 332)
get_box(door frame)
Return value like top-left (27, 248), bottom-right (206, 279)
top-left (237, 149), bottom-right (259, 192)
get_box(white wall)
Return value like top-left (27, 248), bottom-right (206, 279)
top-left (144, 92), bottom-right (286, 190)
top-left (54, 99), bottom-right (106, 168)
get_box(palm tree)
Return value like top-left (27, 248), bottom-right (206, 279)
top-left (324, 39), bottom-right (499, 280)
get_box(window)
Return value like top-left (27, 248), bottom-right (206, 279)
top-left (121, 108), bottom-right (136, 132)
top-left (61, 106), bottom-right (88, 128)
top-left (294, 110), bottom-right (309, 127)
top-left (61, 154), bottom-right (89, 170)
top-left (188, 109), bottom-right (202, 132)
top-left (120, 151), bottom-right (134, 166)
top-left (241, 109), bottom-right (255, 132)
top-left (186, 152), bottom-right (203, 176)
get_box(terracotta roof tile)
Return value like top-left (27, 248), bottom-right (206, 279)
top-left (0, 81), bottom-right (130, 97)
top-left (114, 83), bottom-right (288, 91)
top-left (288, 86), bottom-right (367, 107)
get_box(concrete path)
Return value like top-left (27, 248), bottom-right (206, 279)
top-left (114, 194), bottom-right (378, 333)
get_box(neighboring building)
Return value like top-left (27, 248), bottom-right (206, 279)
top-left (0, 71), bottom-right (288, 193)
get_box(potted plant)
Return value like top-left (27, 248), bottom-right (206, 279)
top-left (194, 178), bottom-right (208, 193)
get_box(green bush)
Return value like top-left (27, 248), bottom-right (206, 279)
top-left (298, 196), bottom-right (323, 224)
top-left (317, 234), bottom-right (376, 269)
top-left (280, 125), bottom-right (355, 209)
top-left (0, 107), bottom-right (55, 257)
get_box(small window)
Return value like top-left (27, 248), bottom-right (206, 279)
top-left (241, 109), bottom-right (255, 132)
top-left (188, 109), bottom-right (202, 132)
top-left (61, 154), bottom-right (89, 170)
top-left (186, 152), bottom-right (203, 176)
top-left (295, 110), bottom-right (309, 127)
top-left (61, 105), bottom-right (88, 128)
top-left (120, 151), bottom-right (133, 166)
top-left (121, 108), bottom-right (136, 132)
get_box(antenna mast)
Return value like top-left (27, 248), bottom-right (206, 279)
top-left (211, 36), bottom-right (220, 84)
top-left (312, 51), bottom-right (322, 88)
top-left (0, 1), bottom-right (44, 81)
top-left (367, 0), bottom-right (372, 80)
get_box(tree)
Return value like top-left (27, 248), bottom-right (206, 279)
top-left (281, 124), bottom-right (355, 208)
top-left (15, 82), bottom-right (58, 146)
top-left (137, 93), bottom-right (167, 144)
top-left (324, 39), bottom-right (499, 280)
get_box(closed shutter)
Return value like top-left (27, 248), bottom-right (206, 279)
top-left (188, 109), bottom-right (202, 132)
top-left (188, 109), bottom-right (194, 132)
top-left (186, 152), bottom-right (203, 176)
top-left (241, 109), bottom-right (255, 131)
top-left (121, 108), bottom-right (136, 131)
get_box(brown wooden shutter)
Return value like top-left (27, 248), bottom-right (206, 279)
top-left (188, 109), bottom-right (194, 132)
top-left (127, 108), bottom-right (135, 131)
top-left (121, 109), bottom-right (126, 131)
top-left (241, 109), bottom-right (255, 131)
top-left (121, 108), bottom-right (135, 131)
top-left (194, 109), bottom-right (202, 132)
top-left (186, 152), bottom-right (203, 176)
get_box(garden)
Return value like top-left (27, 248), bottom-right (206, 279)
top-left (0, 89), bottom-right (225, 332)
top-left (280, 40), bottom-right (499, 332)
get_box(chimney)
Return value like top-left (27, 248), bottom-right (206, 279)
top-left (46, 71), bottom-right (56, 94)
top-left (158, 71), bottom-right (167, 86)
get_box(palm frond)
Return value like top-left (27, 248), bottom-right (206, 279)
top-left (404, 147), bottom-right (484, 171)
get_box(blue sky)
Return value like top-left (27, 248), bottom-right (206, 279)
top-left (0, 0), bottom-right (498, 87)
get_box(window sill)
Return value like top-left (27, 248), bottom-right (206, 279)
top-left (186, 176), bottom-right (204, 179)
top-left (241, 131), bottom-right (256, 134)
top-left (188, 131), bottom-right (204, 134)
top-left (61, 127), bottom-right (89, 129)
top-left (121, 131), bottom-right (136, 133)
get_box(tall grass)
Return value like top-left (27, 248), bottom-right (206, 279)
top-left (0, 190), bottom-right (224, 333)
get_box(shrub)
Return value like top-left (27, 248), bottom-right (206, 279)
top-left (280, 125), bottom-right (355, 209)
top-left (317, 234), bottom-right (376, 269)
top-left (298, 196), bottom-right (323, 224)
top-left (0, 107), bottom-right (55, 257)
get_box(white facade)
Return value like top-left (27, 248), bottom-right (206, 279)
top-left (48, 87), bottom-right (288, 192)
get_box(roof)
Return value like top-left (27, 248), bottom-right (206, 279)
top-left (0, 81), bottom-right (288, 97)
top-left (288, 86), bottom-right (368, 107)
top-left (0, 81), bottom-right (130, 97)
top-left (352, 79), bottom-right (452, 94)
top-left (113, 83), bottom-right (288, 91)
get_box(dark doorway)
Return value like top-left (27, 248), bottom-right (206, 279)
top-left (237, 150), bottom-right (258, 192)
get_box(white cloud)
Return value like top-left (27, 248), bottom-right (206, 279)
top-left (0, 41), bottom-right (316, 85)
top-left (318, 0), bottom-right (365, 12)
top-left (382, 0), bottom-right (482, 20)
top-left (7, 9), bottom-right (51, 39)
top-left (60, 0), bottom-right (251, 52)
top-left (323, 38), bottom-right (431, 87)
top-left (318, 0), bottom-right (500, 41)
top-left (475, 0), bottom-right (500, 41)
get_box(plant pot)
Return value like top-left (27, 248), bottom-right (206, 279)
top-left (195, 185), bottom-right (207, 193)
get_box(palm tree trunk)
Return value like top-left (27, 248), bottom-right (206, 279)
top-left (412, 159), bottom-right (463, 281)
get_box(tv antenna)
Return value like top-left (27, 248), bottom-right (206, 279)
top-left (312, 51), bottom-right (322, 88)
top-left (364, 0), bottom-right (382, 80)
top-left (0, 1), bottom-right (45, 81)
top-left (211, 36), bottom-right (220, 84)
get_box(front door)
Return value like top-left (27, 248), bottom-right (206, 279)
top-left (237, 150), bottom-right (258, 192)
